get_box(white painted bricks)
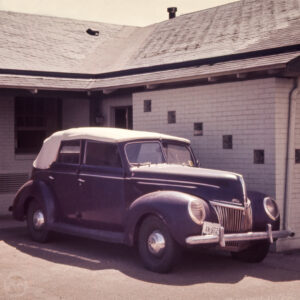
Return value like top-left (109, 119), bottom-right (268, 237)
top-left (133, 77), bottom-right (300, 250)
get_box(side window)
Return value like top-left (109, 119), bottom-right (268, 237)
top-left (57, 140), bottom-right (81, 164)
top-left (85, 141), bottom-right (122, 168)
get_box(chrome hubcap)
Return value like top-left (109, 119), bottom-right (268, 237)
top-left (147, 230), bottom-right (166, 256)
top-left (33, 210), bottom-right (45, 229)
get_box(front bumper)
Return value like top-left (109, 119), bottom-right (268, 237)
top-left (186, 224), bottom-right (294, 247)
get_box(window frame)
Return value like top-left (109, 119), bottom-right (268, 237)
top-left (254, 149), bottom-right (265, 164)
top-left (124, 140), bottom-right (166, 166)
top-left (83, 140), bottom-right (123, 169)
top-left (143, 99), bottom-right (152, 112)
top-left (193, 122), bottom-right (203, 136)
top-left (223, 135), bottom-right (233, 149)
top-left (162, 141), bottom-right (197, 167)
top-left (167, 111), bottom-right (176, 124)
top-left (55, 139), bottom-right (82, 166)
top-left (14, 96), bottom-right (62, 154)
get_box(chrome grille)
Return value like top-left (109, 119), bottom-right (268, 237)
top-left (212, 203), bottom-right (252, 234)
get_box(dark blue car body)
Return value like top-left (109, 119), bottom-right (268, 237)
top-left (12, 128), bottom-right (292, 272)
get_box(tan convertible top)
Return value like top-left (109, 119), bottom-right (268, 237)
top-left (33, 127), bottom-right (190, 169)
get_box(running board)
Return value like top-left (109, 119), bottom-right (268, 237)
top-left (49, 223), bottom-right (125, 244)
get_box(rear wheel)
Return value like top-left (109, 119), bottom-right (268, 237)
top-left (27, 199), bottom-right (49, 243)
top-left (231, 241), bottom-right (270, 263)
top-left (138, 215), bottom-right (181, 273)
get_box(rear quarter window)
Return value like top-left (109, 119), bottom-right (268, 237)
top-left (57, 140), bottom-right (81, 164)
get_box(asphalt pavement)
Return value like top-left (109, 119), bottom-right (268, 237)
top-left (0, 215), bottom-right (299, 300)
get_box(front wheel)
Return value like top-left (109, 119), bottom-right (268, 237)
top-left (138, 215), bottom-right (181, 273)
top-left (231, 241), bottom-right (270, 263)
top-left (27, 199), bottom-right (50, 243)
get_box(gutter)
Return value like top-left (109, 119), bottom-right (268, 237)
top-left (283, 77), bottom-right (299, 230)
top-left (0, 44), bottom-right (299, 80)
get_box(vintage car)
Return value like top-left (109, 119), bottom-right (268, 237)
top-left (12, 127), bottom-right (293, 272)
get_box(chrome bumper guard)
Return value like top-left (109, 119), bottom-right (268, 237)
top-left (185, 224), bottom-right (294, 247)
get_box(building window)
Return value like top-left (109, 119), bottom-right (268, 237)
top-left (194, 123), bottom-right (203, 136)
top-left (223, 135), bottom-right (233, 149)
top-left (15, 97), bottom-right (61, 154)
top-left (254, 149), bottom-right (264, 164)
top-left (168, 111), bottom-right (176, 124)
top-left (144, 100), bottom-right (151, 112)
top-left (295, 149), bottom-right (300, 164)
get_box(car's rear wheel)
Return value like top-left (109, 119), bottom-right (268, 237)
top-left (231, 241), bottom-right (270, 263)
top-left (27, 199), bottom-right (49, 243)
top-left (138, 215), bottom-right (181, 273)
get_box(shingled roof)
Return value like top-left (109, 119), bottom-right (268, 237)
top-left (0, 0), bottom-right (300, 89)
top-left (0, 11), bottom-right (136, 73)
top-left (125, 0), bottom-right (300, 70)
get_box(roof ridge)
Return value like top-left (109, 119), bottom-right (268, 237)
top-left (0, 9), bottom-right (137, 28)
top-left (173, 0), bottom-right (241, 20)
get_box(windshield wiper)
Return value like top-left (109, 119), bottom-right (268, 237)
top-left (131, 162), bottom-right (152, 167)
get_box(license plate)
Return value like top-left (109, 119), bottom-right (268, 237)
top-left (202, 221), bottom-right (221, 236)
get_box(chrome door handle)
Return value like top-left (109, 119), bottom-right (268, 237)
top-left (78, 178), bottom-right (85, 183)
top-left (48, 175), bottom-right (55, 180)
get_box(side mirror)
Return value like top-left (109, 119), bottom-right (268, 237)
top-left (196, 160), bottom-right (201, 167)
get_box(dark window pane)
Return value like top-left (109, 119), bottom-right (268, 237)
top-left (223, 135), bottom-right (233, 149)
top-left (15, 130), bottom-right (46, 154)
top-left (168, 111), bottom-right (176, 124)
top-left (15, 97), bottom-right (61, 154)
top-left (296, 149), bottom-right (300, 163)
top-left (57, 140), bottom-right (81, 164)
top-left (254, 149), bottom-right (264, 164)
top-left (85, 142), bottom-right (122, 168)
top-left (194, 123), bottom-right (203, 136)
top-left (144, 100), bottom-right (152, 112)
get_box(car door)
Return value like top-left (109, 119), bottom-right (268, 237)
top-left (48, 139), bottom-right (82, 225)
top-left (77, 140), bottom-right (125, 231)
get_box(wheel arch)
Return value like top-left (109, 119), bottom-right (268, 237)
top-left (248, 190), bottom-right (280, 231)
top-left (12, 180), bottom-right (57, 224)
top-left (124, 190), bottom-right (205, 247)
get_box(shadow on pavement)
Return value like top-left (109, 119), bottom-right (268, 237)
top-left (1, 222), bottom-right (299, 286)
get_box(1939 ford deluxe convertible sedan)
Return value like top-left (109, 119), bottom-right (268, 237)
top-left (12, 127), bottom-right (293, 272)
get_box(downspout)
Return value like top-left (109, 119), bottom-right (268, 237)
top-left (283, 77), bottom-right (299, 230)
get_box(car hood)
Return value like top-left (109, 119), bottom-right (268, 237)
top-left (130, 164), bottom-right (246, 205)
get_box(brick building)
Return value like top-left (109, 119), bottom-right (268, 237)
top-left (0, 0), bottom-right (300, 250)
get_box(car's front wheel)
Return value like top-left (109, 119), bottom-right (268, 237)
top-left (27, 199), bottom-right (50, 243)
top-left (138, 215), bottom-right (181, 273)
top-left (231, 241), bottom-right (270, 263)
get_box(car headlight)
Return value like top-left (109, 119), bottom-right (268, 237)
top-left (263, 197), bottom-right (279, 221)
top-left (188, 199), bottom-right (206, 225)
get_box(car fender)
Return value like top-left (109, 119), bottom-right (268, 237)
top-left (248, 190), bottom-right (280, 231)
top-left (12, 179), bottom-right (56, 225)
top-left (124, 190), bottom-right (211, 246)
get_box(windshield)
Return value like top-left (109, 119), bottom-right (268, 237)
top-left (163, 143), bottom-right (194, 166)
top-left (126, 142), bottom-right (164, 165)
top-left (125, 141), bottom-right (195, 166)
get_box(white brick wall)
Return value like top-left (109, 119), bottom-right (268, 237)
top-left (133, 78), bottom-right (277, 196)
top-left (133, 78), bottom-right (299, 250)
top-left (276, 78), bottom-right (300, 250)
top-left (290, 87), bottom-right (300, 248)
top-left (0, 96), bottom-right (90, 215)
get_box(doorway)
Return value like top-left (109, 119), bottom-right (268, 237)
top-left (114, 106), bottom-right (133, 129)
